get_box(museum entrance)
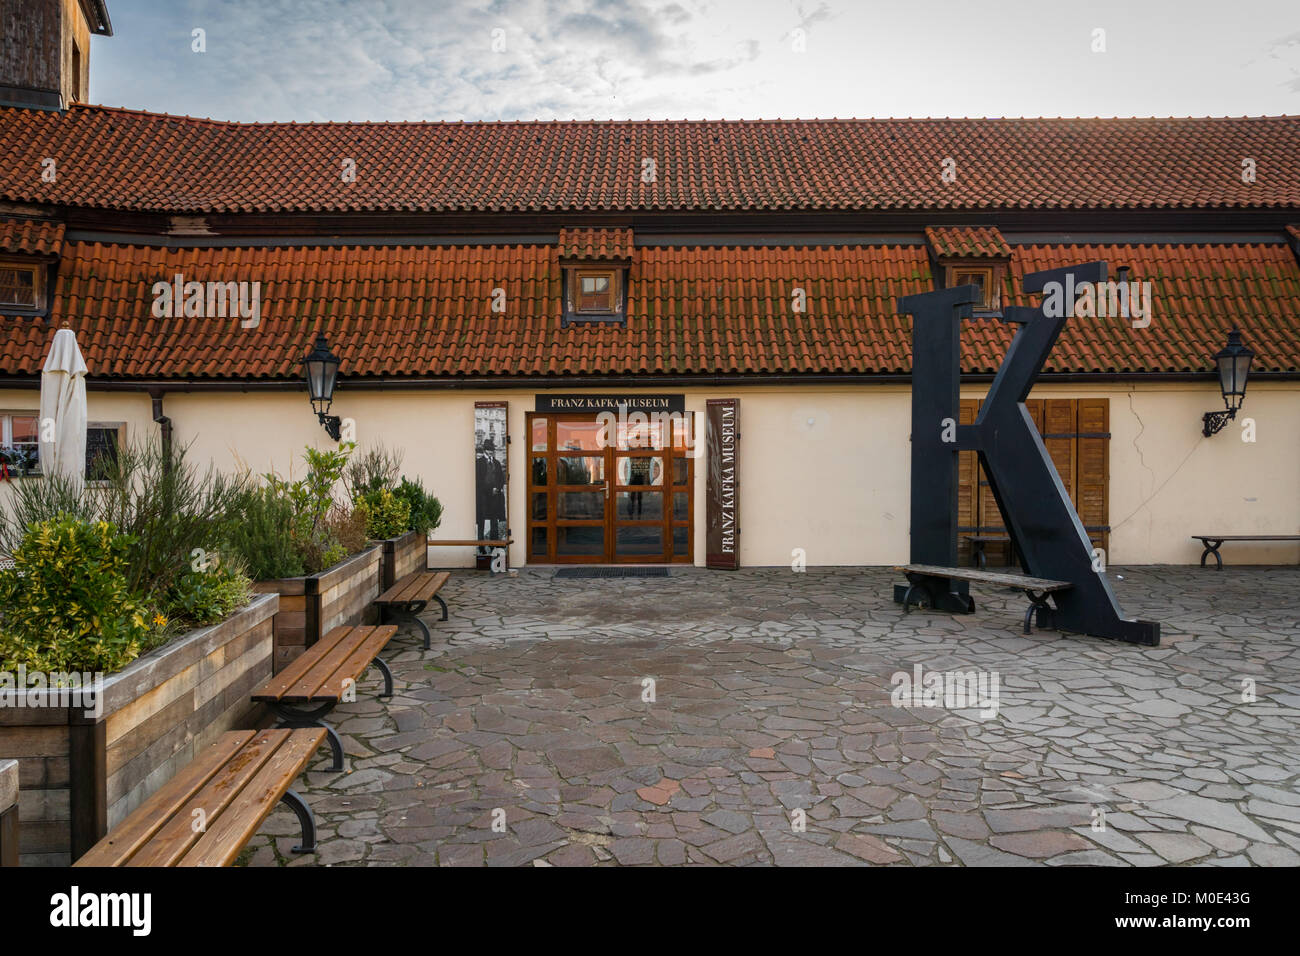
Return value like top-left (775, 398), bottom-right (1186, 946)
top-left (526, 412), bottom-right (694, 564)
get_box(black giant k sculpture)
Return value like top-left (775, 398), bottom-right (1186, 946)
top-left (895, 261), bottom-right (1160, 646)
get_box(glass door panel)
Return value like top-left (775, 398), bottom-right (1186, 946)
top-left (616, 525), bottom-right (663, 556)
top-left (557, 525), bottom-right (605, 556)
top-left (558, 455), bottom-right (605, 485)
top-left (616, 455), bottom-right (663, 486)
top-left (559, 490), bottom-right (604, 520)
top-left (617, 490), bottom-right (662, 520)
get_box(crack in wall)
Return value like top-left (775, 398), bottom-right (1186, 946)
top-left (1128, 391), bottom-right (1157, 498)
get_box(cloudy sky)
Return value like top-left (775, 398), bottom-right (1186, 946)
top-left (89, 0), bottom-right (1300, 122)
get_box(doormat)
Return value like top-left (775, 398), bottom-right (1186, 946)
top-left (554, 567), bottom-right (671, 579)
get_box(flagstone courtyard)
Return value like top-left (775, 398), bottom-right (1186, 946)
top-left (240, 566), bottom-right (1300, 867)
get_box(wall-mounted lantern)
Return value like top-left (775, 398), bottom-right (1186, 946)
top-left (1202, 328), bottom-right (1254, 437)
top-left (302, 334), bottom-right (342, 440)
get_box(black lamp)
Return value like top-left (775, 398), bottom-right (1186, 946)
top-left (1202, 328), bottom-right (1254, 437)
top-left (302, 334), bottom-right (342, 440)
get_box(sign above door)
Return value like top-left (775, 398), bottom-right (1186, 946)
top-left (535, 394), bottom-right (685, 415)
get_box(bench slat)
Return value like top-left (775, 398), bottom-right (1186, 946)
top-left (279, 625), bottom-right (370, 702)
top-left (426, 539), bottom-right (511, 546)
top-left (178, 729), bottom-right (326, 868)
top-left (377, 570), bottom-right (449, 605)
top-left (395, 571), bottom-right (440, 603)
top-left (310, 625), bottom-right (398, 700)
top-left (75, 730), bottom-right (260, 867)
top-left (390, 573), bottom-right (427, 603)
top-left (1192, 534), bottom-right (1300, 541)
top-left (897, 564), bottom-right (1071, 591)
top-left (250, 625), bottom-right (356, 702)
top-left (125, 729), bottom-right (292, 867)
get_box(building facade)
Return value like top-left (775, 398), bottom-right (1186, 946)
top-left (1, 13), bottom-right (1298, 570)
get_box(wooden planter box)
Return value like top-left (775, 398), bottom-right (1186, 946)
top-left (253, 545), bottom-right (382, 672)
top-left (0, 759), bottom-right (17, 867)
top-left (380, 529), bottom-right (427, 590)
top-left (0, 593), bottom-right (277, 866)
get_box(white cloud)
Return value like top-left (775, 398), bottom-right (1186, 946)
top-left (91, 0), bottom-right (1300, 121)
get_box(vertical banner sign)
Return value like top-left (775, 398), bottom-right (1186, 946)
top-left (474, 402), bottom-right (509, 571)
top-left (706, 399), bottom-right (739, 569)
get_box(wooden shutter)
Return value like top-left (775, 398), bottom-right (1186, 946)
top-left (957, 399), bottom-right (980, 565)
top-left (960, 398), bottom-right (1109, 568)
top-left (1041, 399), bottom-right (1077, 503)
top-left (1075, 399), bottom-right (1110, 558)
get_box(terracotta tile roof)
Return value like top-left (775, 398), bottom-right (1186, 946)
top-left (558, 227), bottom-right (634, 260)
top-left (0, 216), bottom-right (65, 256)
top-left (2, 106), bottom-right (1299, 213)
top-left (1, 239), bottom-right (1295, 380)
top-left (1287, 224), bottom-right (1300, 245)
top-left (925, 226), bottom-right (1011, 259)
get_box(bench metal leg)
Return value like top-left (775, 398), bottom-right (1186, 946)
top-left (1198, 539), bottom-right (1223, 570)
top-left (370, 656), bottom-right (394, 698)
top-left (1023, 590), bottom-right (1054, 635)
top-left (280, 788), bottom-right (317, 854)
top-left (270, 702), bottom-right (346, 773)
top-left (382, 603), bottom-right (434, 650)
top-left (901, 582), bottom-right (922, 612)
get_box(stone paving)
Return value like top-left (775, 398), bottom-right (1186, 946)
top-left (240, 565), bottom-right (1300, 867)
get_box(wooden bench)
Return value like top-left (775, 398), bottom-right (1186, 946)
top-left (374, 571), bottom-right (450, 650)
top-left (74, 729), bottom-right (325, 867)
top-left (427, 537), bottom-right (512, 573)
top-left (251, 624), bottom-right (397, 772)
top-left (896, 564), bottom-right (1073, 635)
top-left (964, 535), bottom-right (1014, 569)
top-left (1192, 534), bottom-right (1300, 569)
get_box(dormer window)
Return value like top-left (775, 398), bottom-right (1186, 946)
top-left (558, 226), bottom-right (633, 327)
top-left (0, 260), bottom-right (42, 312)
top-left (572, 269), bottom-right (620, 314)
top-left (948, 265), bottom-right (997, 311)
top-left (924, 225), bottom-right (1012, 315)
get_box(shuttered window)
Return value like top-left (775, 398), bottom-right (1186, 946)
top-left (958, 398), bottom-right (1110, 567)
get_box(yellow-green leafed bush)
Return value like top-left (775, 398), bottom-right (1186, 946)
top-left (0, 514), bottom-right (151, 674)
top-left (355, 488), bottom-right (411, 540)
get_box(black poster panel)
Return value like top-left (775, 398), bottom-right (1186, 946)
top-left (474, 402), bottom-right (508, 571)
top-left (706, 399), bottom-right (739, 569)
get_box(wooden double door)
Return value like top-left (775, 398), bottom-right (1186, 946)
top-left (526, 412), bottom-right (694, 564)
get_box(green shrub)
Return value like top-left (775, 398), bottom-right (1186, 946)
top-left (355, 487), bottom-right (410, 540)
top-left (0, 515), bottom-right (152, 674)
top-left (0, 437), bottom-right (250, 608)
top-left (344, 443), bottom-right (403, 500)
top-left (164, 555), bottom-right (253, 628)
top-left (395, 477), bottom-right (443, 536)
top-left (223, 485), bottom-right (305, 580)
top-left (298, 504), bottom-right (368, 574)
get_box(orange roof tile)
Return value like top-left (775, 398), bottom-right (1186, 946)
top-left (925, 226), bottom-right (1011, 259)
top-left (558, 227), bottom-right (634, 260)
top-left (0, 216), bottom-right (65, 256)
top-left (0, 239), bottom-right (1294, 381)
top-left (2, 106), bottom-right (1299, 213)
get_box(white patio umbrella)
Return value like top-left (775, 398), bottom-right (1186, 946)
top-left (39, 329), bottom-right (88, 495)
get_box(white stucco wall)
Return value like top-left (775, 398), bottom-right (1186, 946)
top-left (1, 381), bottom-right (1296, 567)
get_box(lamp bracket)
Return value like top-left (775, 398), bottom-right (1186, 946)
top-left (1202, 409), bottom-right (1236, 438)
top-left (318, 413), bottom-right (342, 442)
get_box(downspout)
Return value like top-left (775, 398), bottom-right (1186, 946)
top-left (148, 388), bottom-right (173, 469)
